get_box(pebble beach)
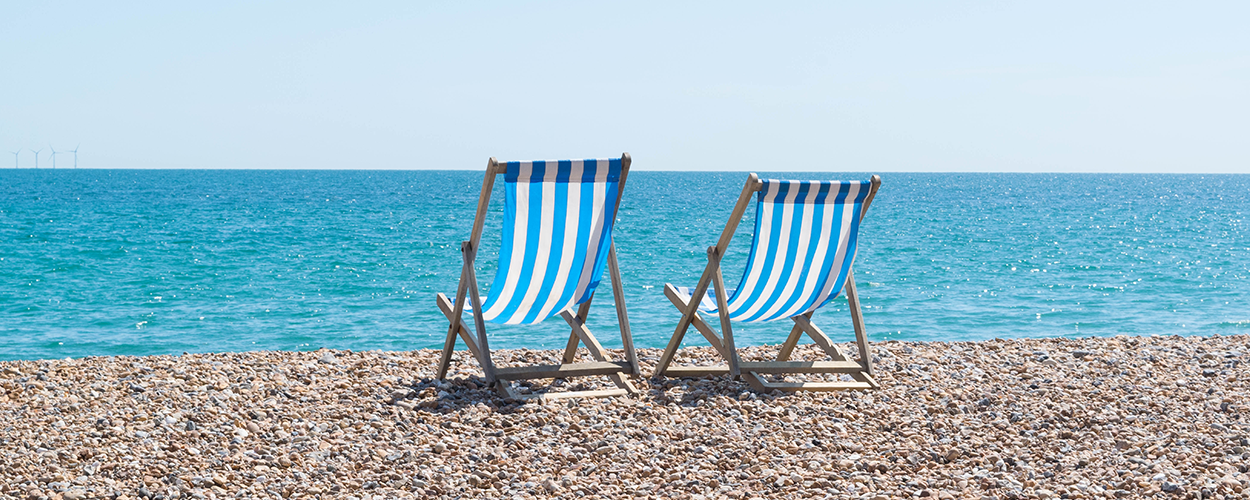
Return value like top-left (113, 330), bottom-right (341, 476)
top-left (2, 335), bottom-right (1248, 500)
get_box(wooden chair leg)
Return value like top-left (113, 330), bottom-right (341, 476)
top-left (435, 245), bottom-right (477, 380)
top-left (435, 293), bottom-right (484, 367)
top-left (775, 319), bottom-right (807, 362)
top-left (655, 285), bottom-right (764, 381)
top-left (707, 247), bottom-right (740, 377)
top-left (479, 293), bottom-right (635, 402)
top-left (653, 290), bottom-right (695, 377)
top-left (607, 244), bottom-right (640, 376)
top-left (436, 322), bottom-right (459, 381)
top-left (561, 331), bottom-right (581, 364)
top-left (443, 158), bottom-right (497, 382)
top-left (843, 272), bottom-right (873, 377)
top-left (654, 250), bottom-right (720, 377)
top-left (562, 298), bottom-right (593, 364)
top-left (462, 243), bottom-right (496, 384)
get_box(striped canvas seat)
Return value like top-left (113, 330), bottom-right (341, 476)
top-left (435, 153), bottom-right (639, 399)
top-left (480, 158), bottom-right (622, 324)
top-left (674, 179), bottom-right (871, 322)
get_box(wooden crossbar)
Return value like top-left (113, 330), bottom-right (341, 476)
top-left (749, 360), bottom-right (864, 374)
top-left (661, 366), bottom-right (731, 377)
top-left (662, 361), bottom-right (864, 377)
top-left (494, 361), bottom-right (632, 381)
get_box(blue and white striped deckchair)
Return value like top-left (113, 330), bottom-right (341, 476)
top-left (435, 154), bottom-right (640, 400)
top-left (653, 173), bottom-right (883, 392)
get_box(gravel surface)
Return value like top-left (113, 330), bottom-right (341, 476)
top-left (1, 334), bottom-right (1248, 499)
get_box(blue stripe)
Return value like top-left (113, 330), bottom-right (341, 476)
top-left (503, 161), bottom-right (520, 182)
top-left (555, 160), bottom-right (572, 183)
top-left (604, 157), bottom-right (621, 182)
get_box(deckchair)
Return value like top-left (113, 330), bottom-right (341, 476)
top-left (652, 173), bottom-right (882, 392)
top-left (435, 154), bottom-right (640, 401)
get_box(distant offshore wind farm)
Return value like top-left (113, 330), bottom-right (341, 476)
top-left (7, 144), bottom-right (80, 168)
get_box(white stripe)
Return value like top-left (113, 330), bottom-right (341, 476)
top-left (725, 182), bottom-right (781, 313)
top-left (532, 160), bottom-right (585, 320)
top-left (503, 162), bottom-right (560, 323)
top-left (735, 184), bottom-right (801, 320)
top-left (482, 162), bottom-right (533, 320)
top-left (704, 288), bottom-right (721, 311)
top-left (676, 286), bottom-right (723, 313)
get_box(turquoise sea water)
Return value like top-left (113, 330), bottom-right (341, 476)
top-left (1, 170), bottom-right (1248, 361)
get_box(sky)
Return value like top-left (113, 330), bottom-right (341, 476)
top-left (2, 2), bottom-right (1247, 172)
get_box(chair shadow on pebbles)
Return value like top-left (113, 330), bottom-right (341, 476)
top-left (393, 352), bottom-right (631, 413)
top-left (391, 344), bottom-right (863, 413)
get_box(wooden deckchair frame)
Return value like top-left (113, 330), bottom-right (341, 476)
top-left (435, 153), bottom-right (640, 401)
top-left (652, 173), bottom-right (883, 392)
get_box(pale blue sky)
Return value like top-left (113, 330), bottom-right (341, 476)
top-left (2, 2), bottom-right (1247, 172)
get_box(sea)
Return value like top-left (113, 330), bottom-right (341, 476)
top-left (1, 170), bottom-right (1248, 361)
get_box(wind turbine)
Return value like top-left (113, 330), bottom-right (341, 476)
top-left (69, 144), bottom-right (79, 168)
top-left (9, 150), bottom-right (17, 168)
top-left (49, 145), bottom-right (58, 169)
top-left (30, 148), bottom-right (42, 169)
